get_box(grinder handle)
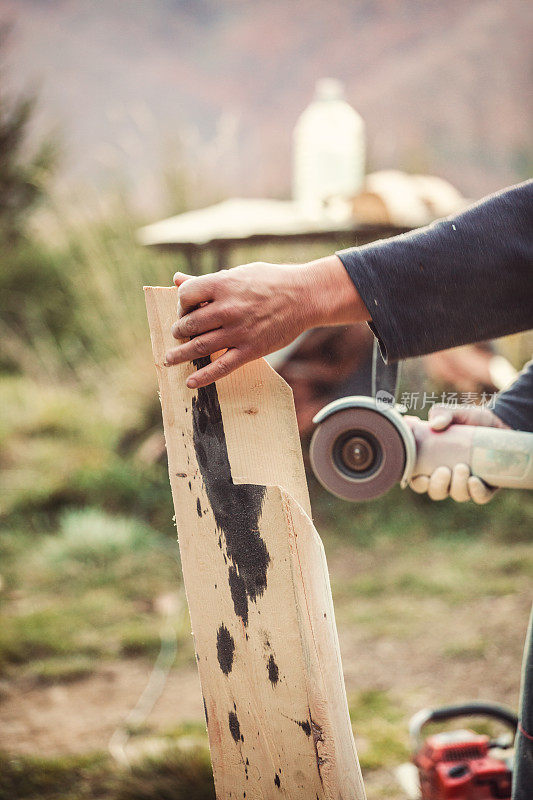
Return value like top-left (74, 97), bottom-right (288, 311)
top-left (409, 421), bottom-right (533, 489)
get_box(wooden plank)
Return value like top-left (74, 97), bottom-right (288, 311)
top-left (145, 285), bottom-right (365, 800)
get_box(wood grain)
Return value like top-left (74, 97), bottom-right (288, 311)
top-left (145, 285), bottom-right (365, 800)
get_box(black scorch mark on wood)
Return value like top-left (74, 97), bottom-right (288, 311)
top-left (203, 696), bottom-right (208, 725)
top-left (228, 565), bottom-right (249, 624)
top-left (196, 497), bottom-right (202, 517)
top-left (274, 774), bottom-right (281, 788)
top-left (267, 654), bottom-right (279, 685)
top-left (296, 719), bottom-right (311, 736)
top-left (228, 710), bottom-right (241, 743)
top-left (192, 357), bottom-right (269, 627)
top-left (216, 624), bottom-right (235, 674)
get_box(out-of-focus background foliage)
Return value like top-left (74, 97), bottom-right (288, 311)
top-left (0, 2), bottom-right (531, 799)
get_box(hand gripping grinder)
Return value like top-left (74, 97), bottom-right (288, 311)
top-left (310, 396), bottom-right (533, 502)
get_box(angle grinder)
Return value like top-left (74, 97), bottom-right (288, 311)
top-left (310, 395), bottom-right (533, 502)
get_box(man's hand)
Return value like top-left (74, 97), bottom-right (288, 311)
top-left (164, 256), bottom-right (369, 388)
top-left (409, 404), bottom-right (510, 504)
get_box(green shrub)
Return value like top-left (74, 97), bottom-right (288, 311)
top-left (44, 508), bottom-right (155, 567)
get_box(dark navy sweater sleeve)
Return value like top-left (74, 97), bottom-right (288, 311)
top-left (493, 360), bottom-right (533, 432)
top-left (336, 180), bottom-right (533, 363)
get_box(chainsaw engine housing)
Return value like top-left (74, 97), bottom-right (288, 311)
top-left (414, 729), bottom-right (512, 800)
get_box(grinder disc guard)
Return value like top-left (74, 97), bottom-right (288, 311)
top-left (310, 401), bottom-right (409, 501)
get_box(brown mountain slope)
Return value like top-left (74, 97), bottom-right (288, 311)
top-left (1, 0), bottom-right (531, 208)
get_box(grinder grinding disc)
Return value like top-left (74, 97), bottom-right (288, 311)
top-left (310, 404), bottom-right (408, 501)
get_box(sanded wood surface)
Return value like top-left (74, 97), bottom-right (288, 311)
top-left (145, 286), bottom-right (365, 800)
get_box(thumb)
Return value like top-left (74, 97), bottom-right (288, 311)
top-left (430, 403), bottom-right (506, 431)
top-left (428, 404), bottom-right (454, 431)
top-left (468, 475), bottom-right (498, 505)
top-left (173, 271), bottom-right (193, 287)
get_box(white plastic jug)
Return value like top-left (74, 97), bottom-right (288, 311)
top-left (293, 79), bottom-right (365, 215)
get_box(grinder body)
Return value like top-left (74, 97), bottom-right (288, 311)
top-left (311, 396), bottom-right (533, 502)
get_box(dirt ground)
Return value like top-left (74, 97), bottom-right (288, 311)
top-left (2, 592), bottom-right (527, 757)
top-left (0, 662), bottom-right (204, 756)
top-left (2, 538), bottom-right (529, 799)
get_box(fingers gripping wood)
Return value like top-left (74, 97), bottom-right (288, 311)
top-left (144, 286), bottom-right (365, 800)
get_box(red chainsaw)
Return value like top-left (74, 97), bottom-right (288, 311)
top-left (396, 702), bottom-right (518, 800)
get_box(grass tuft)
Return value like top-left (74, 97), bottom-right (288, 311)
top-left (0, 750), bottom-right (108, 800)
top-left (350, 690), bottom-right (410, 771)
top-left (23, 655), bottom-right (96, 686)
top-left (116, 747), bottom-right (215, 800)
top-left (44, 508), bottom-right (155, 567)
top-left (0, 746), bottom-right (215, 800)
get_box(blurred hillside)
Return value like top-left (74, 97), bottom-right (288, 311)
top-left (1, 0), bottom-right (531, 211)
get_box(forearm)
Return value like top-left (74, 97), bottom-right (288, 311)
top-left (300, 254), bottom-right (371, 328)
